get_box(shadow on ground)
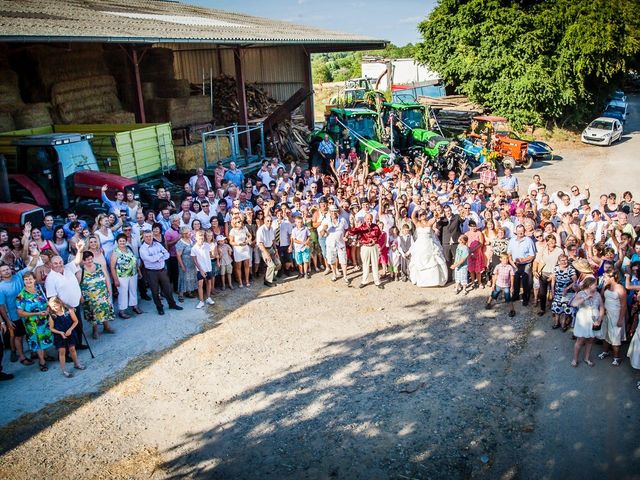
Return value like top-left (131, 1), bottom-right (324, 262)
top-left (154, 298), bottom-right (538, 480)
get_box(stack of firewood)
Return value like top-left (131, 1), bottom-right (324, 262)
top-left (196, 75), bottom-right (310, 160)
top-left (418, 95), bottom-right (485, 131)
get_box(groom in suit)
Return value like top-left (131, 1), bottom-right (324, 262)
top-left (437, 205), bottom-right (462, 281)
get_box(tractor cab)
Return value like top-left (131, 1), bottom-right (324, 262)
top-left (311, 107), bottom-right (392, 171)
top-left (11, 133), bottom-right (138, 216)
top-left (381, 102), bottom-right (429, 151)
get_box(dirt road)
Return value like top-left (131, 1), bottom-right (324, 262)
top-left (0, 98), bottom-right (639, 480)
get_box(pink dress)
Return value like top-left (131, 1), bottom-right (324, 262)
top-left (466, 230), bottom-right (486, 273)
top-left (377, 231), bottom-right (389, 266)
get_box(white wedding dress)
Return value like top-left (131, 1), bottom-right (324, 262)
top-left (409, 226), bottom-right (448, 287)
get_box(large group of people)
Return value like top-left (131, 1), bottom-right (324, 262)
top-left (0, 155), bottom-right (639, 390)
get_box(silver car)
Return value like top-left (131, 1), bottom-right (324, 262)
top-left (581, 117), bottom-right (623, 146)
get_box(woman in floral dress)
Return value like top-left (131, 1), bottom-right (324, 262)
top-left (550, 254), bottom-right (578, 331)
top-left (176, 226), bottom-right (197, 301)
top-left (77, 250), bottom-right (115, 339)
top-left (16, 271), bottom-right (53, 372)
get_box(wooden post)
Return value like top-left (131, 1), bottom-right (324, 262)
top-left (130, 46), bottom-right (146, 123)
top-left (234, 47), bottom-right (249, 152)
top-left (302, 47), bottom-right (314, 129)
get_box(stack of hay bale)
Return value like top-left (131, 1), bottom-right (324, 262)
top-left (0, 64), bottom-right (52, 131)
top-left (141, 48), bottom-right (212, 127)
top-left (27, 45), bottom-right (134, 124)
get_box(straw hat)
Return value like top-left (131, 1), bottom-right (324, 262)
top-left (572, 258), bottom-right (592, 274)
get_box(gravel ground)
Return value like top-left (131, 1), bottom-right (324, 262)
top-left (0, 276), bottom-right (541, 479)
top-left (0, 97), bottom-right (639, 480)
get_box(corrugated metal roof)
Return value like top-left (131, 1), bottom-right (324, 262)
top-left (0, 0), bottom-right (387, 46)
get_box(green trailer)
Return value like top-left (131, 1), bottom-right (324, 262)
top-left (0, 123), bottom-right (175, 181)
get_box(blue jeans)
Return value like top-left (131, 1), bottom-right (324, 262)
top-left (491, 286), bottom-right (512, 302)
top-left (318, 235), bottom-right (327, 260)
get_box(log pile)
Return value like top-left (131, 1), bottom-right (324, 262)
top-left (418, 95), bottom-right (485, 132)
top-left (195, 75), bottom-right (310, 160)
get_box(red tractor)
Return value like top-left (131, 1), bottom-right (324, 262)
top-left (0, 133), bottom-right (140, 230)
top-left (468, 115), bottom-right (532, 169)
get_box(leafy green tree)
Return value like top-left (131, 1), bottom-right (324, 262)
top-left (312, 60), bottom-right (333, 83)
top-left (415, 0), bottom-right (640, 128)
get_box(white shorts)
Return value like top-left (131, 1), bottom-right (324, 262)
top-left (326, 244), bottom-right (347, 265)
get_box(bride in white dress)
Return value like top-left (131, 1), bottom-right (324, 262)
top-left (409, 209), bottom-right (448, 287)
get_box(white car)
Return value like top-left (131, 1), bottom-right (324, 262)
top-left (581, 117), bottom-right (623, 146)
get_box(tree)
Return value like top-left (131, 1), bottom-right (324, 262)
top-left (415, 0), bottom-right (640, 128)
top-left (312, 60), bottom-right (333, 83)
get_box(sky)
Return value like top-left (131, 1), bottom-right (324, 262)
top-left (190, 0), bottom-right (438, 46)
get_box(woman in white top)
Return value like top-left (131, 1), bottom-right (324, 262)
top-left (94, 213), bottom-right (116, 263)
top-left (229, 217), bottom-right (252, 288)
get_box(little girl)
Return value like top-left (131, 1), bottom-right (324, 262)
top-left (47, 296), bottom-right (85, 378)
top-left (451, 234), bottom-right (469, 294)
top-left (388, 240), bottom-right (401, 281)
top-left (217, 235), bottom-right (234, 290)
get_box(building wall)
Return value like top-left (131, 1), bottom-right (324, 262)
top-left (161, 43), bottom-right (306, 103)
top-left (361, 58), bottom-right (440, 90)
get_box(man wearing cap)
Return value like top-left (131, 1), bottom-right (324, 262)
top-left (348, 213), bottom-right (384, 289)
top-left (319, 205), bottom-right (350, 284)
top-left (257, 216), bottom-right (281, 287)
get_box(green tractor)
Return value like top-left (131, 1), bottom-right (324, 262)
top-left (380, 101), bottom-right (448, 159)
top-left (310, 107), bottom-right (392, 171)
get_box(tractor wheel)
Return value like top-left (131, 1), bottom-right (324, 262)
top-left (522, 154), bottom-right (534, 169)
top-left (502, 156), bottom-right (516, 170)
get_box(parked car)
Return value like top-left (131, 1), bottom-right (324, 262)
top-left (608, 90), bottom-right (627, 104)
top-left (507, 131), bottom-right (554, 161)
top-left (581, 117), bottom-right (623, 146)
top-left (603, 99), bottom-right (628, 123)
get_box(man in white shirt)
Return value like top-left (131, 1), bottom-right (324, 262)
top-left (319, 205), bottom-right (350, 284)
top-left (256, 216), bottom-right (281, 286)
top-left (569, 184), bottom-right (590, 209)
top-left (355, 201), bottom-right (378, 223)
top-left (195, 201), bottom-right (213, 229)
top-left (190, 230), bottom-right (214, 309)
top-left (45, 244), bottom-right (87, 348)
top-left (527, 174), bottom-right (543, 195)
top-left (274, 208), bottom-right (293, 274)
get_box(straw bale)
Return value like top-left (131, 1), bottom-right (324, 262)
top-left (32, 45), bottom-right (109, 90)
top-left (174, 138), bottom-right (231, 172)
top-left (92, 111), bottom-right (137, 124)
top-left (0, 112), bottom-right (14, 132)
top-left (142, 82), bottom-right (156, 100)
top-left (0, 68), bottom-right (23, 112)
top-left (155, 79), bottom-right (190, 98)
top-left (13, 103), bottom-right (52, 129)
top-left (145, 96), bottom-right (211, 127)
top-left (51, 75), bottom-right (116, 98)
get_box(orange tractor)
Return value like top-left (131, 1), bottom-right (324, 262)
top-left (467, 115), bottom-right (533, 169)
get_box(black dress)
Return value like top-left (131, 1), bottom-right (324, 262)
top-left (51, 312), bottom-right (77, 349)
